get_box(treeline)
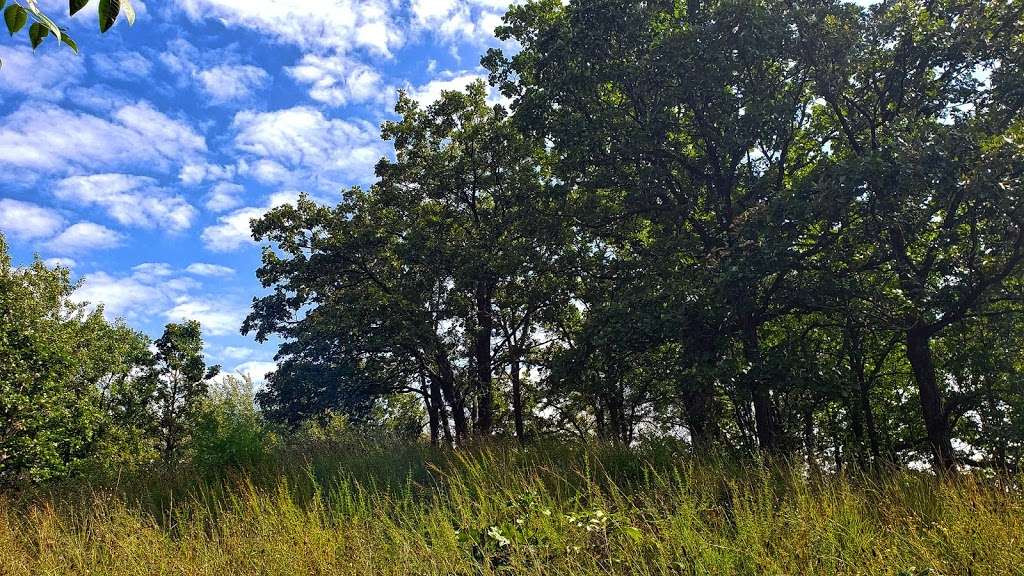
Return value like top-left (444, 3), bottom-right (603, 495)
top-left (246, 0), bottom-right (1024, 474)
top-left (0, 236), bottom-right (223, 486)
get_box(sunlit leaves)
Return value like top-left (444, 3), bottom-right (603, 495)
top-left (2, 0), bottom-right (136, 65)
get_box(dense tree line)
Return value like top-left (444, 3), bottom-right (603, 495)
top-left (0, 235), bottom-right (220, 485)
top-left (247, 0), bottom-right (1024, 473)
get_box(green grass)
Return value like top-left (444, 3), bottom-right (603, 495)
top-left (1, 439), bottom-right (1022, 575)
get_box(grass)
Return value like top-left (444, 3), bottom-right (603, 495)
top-left (1, 438), bottom-right (1022, 575)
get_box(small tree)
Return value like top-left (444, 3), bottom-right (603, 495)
top-left (152, 320), bottom-right (220, 463)
top-left (0, 234), bottom-right (156, 485)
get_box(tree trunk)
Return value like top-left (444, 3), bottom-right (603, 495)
top-left (474, 282), bottom-right (495, 436)
top-left (421, 371), bottom-right (440, 446)
top-left (803, 407), bottom-right (819, 475)
top-left (740, 317), bottom-right (778, 452)
top-left (681, 380), bottom-right (718, 451)
top-left (904, 328), bottom-right (957, 473)
top-left (857, 364), bottom-right (883, 469)
top-left (434, 354), bottom-right (468, 443)
top-left (510, 356), bottom-right (525, 444)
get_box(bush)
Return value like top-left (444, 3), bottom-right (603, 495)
top-left (191, 375), bottom-right (278, 476)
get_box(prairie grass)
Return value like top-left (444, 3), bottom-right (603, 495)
top-left (1, 439), bottom-right (1021, 575)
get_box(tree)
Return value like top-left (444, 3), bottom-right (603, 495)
top-left (1, 0), bottom-right (136, 69)
top-left (0, 235), bottom-right (156, 485)
top-left (245, 83), bottom-right (564, 444)
top-left (485, 0), bottom-right (828, 452)
top-left (152, 320), bottom-right (220, 463)
top-left (802, 0), bottom-right (1024, 471)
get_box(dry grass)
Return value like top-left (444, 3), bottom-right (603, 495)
top-left (1, 441), bottom-right (1021, 575)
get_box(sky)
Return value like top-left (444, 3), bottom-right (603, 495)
top-left (0, 0), bottom-right (515, 381)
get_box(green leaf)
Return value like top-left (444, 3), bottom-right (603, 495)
top-left (26, 6), bottom-right (62, 42)
top-left (69, 0), bottom-right (89, 16)
top-left (120, 0), bottom-right (134, 25)
top-left (0, 2), bottom-right (6, 12)
top-left (29, 21), bottom-right (48, 49)
top-left (4, 4), bottom-right (27, 36)
top-left (97, 0), bottom-right (118, 32)
top-left (60, 28), bottom-right (78, 53)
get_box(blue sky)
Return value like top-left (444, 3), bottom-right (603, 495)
top-left (0, 0), bottom-right (513, 380)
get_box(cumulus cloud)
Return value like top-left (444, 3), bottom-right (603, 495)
top-left (132, 262), bottom-right (176, 281)
top-left (186, 263), bottom-right (236, 277)
top-left (409, 0), bottom-right (507, 44)
top-left (75, 263), bottom-right (245, 336)
top-left (287, 53), bottom-right (392, 107)
top-left (44, 222), bottom-right (124, 254)
top-left (76, 270), bottom-right (168, 320)
top-left (205, 182), bottom-right (246, 212)
top-left (201, 191), bottom-right (300, 252)
top-left (54, 174), bottom-right (198, 233)
top-left (176, 0), bottom-right (403, 55)
top-left (164, 298), bottom-right (246, 336)
top-left (232, 106), bottom-right (386, 188)
top-left (197, 64), bottom-right (271, 104)
top-left (0, 101), bottom-right (207, 175)
top-left (220, 346), bottom-right (254, 360)
top-left (232, 360), bottom-right (278, 381)
top-left (44, 257), bottom-right (77, 269)
top-left (0, 45), bottom-right (86, 100)
top-left (91, 51), bottom-right (155, 81)
top-left (179, 162), bottom-right (238, 186)
top-left (0, 199), bottom-right (65, 240)
top-left (407, 71), bottom-right (506, 107)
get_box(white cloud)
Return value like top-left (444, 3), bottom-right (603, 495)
top-left (0, 199), bottom-right (65, 240)
top-left (0, 101), bottom-right (207, 175)
top-left (44, 257), bottom-right (77, 269)
top-left (76, 271), bottom-right (167, 320)
top-left (200, 206), bottom-right (266, 253)
top-left (233, 360), bottom-right (278, 381)
top-left (0, 45), bottom-right (85, 100)
top-left (201, 191), bottom-right (300, 252)
top-left (132, 262), bottom-right (176, 281)
top-left (179, 162), bottom-right (237, 186)
top-left (44, 222), bottom-right (124, 254)
top-left (232, 106), bottom-right (386, 187)
top-left (91, 51), bottom-right (155, 81)
top-left (410, 0), bottom-right (508, 44)
top-left (164, 297), bottom-right (245, 336)
top-left (54, 174), bottom-right (197, 233)
top-left (75, 264), bottom-right (244, 336)
top-left (65, 84), bottom-right (134, 113)
top-left (176, 0), bottom-right (403, 55)
top-left (220, 346), bottom-right (254, 360)
top-left (197, 64), bottom-right (271, 104)
top-left (287, 53), bottom-right (392, 107)
top-left (407, 71), bottom-right (505, 107)
top-left (186, 263), bottom-right (236, 277)
top-left (205, 182), bottom-right (246, 212)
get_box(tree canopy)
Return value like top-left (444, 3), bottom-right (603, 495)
top-left (245, 0), bottom-right (1024, 474)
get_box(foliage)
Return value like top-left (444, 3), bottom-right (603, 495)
top-left (152, 320), bottom-right (220, 463)
top-left (237, 0), bottom-right (1024, 476)
top-left (1, 0), bottom-right (135, 69)
top-left (0, 235), bottom-right (156, 485)
top-left (192, 375), bottom-right (278, 477)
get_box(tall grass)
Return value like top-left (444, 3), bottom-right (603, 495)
top-left (1, 440), bottom-right (1021, 575)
